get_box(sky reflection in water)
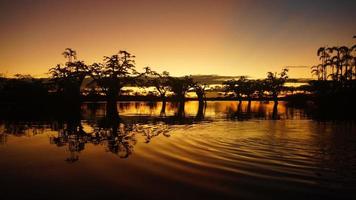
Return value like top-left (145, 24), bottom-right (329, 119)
top-left (0, 101), bottom-right (355, 199)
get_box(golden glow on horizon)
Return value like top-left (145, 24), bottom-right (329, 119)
top-left (79, 101), bottom-right (289, 119)
top-left (0, 0), bottom-right (355, 79)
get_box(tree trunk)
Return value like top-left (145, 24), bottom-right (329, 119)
top-left (160, 96), bottom-right (166, 116)
top-left (177, 99), bottom-right (185, 118)
top-left (247, 99), bottom-right (251, 113)
top-left (106, 98), bottom-right (118, 119)
top-left (237, 100), bottom-right (242, 113)
top-left (106, 87), bottom-right (119, 119)
top-left (272, 101), bottom-right (278, 120)
top-left (273, 92), bottom-right (278, 105)
top-left (196, 100), bottom-right (205, 120)
top-left (63, 84), bottom-right (82, 119)
top-left (197, 93), bottom-right (204, 106)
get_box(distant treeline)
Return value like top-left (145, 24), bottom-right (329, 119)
top-left (0, 48), bottom-right (296, 102)
top-left (1, 36), bottom-right (356, 119)
top-left (0, 48), bottom-right (294, 118)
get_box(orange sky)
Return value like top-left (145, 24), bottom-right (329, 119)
top-left (0, 0), bottom-right (355, 78)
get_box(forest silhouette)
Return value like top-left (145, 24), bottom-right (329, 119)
top-left (0, 36), bottom-right (355, 120)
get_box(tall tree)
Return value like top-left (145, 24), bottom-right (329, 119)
top-left (49, 48), bottom-right (88, 114)
top-left (141, 67), bottom-right (171, 115)
top-left (351, 44), bottom-right (356, 80)
top-left (311, 64), bottom-right (323, 80)
top-left (317, 47), bottom-right (329, 80)
top-left (89, 51), bottom-right (137, 119)
top-left (192, 83), bottom-right (207, 104)
top-left (265, 69), bottom-right (288, 105)
top-left (168, 76), bottom-right (194, 117)
top-left (192, 83), bottom-right (207, 119)
top-left (223, 76), bottom-right (251, 103)
top-left (255, 79), bottom-right (267, 101)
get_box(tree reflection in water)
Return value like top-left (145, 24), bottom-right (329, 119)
top-left (50, 119), bottom-right (88, 162)
top-left (48, 115), bottom-right (184, 162)
top-left (50, 120), bottom-right (135, 162)
top-left (227, 101), bottom-right (281, 120)
top-left (0, 101), bottom-right (298, 162)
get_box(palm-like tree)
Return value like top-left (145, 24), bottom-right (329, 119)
top-left (351, 44), bottom-right (356, 79)
top-left (327, 47), bottom-right (345, 81)
top-left (324, 59), bottom-right (336, 80)
top-left (319, 43), bottom-right (356, 82)
top-left (317, 47), bottom-right (329, 80)
top-left (311, 64), bottom-right (323, 80)
top-left (339, 46), bottom-right (353, 80)
top-left (62, 48), bottom-right (77, 63)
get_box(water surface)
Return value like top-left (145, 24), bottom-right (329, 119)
top-left (0, 101), bottom-right (355, 199)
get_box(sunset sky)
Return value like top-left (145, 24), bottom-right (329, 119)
top-left (0, 0), bottom-right (355, 78)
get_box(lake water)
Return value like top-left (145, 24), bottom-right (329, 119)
top-left (0, 101), bottom-right (355, 199)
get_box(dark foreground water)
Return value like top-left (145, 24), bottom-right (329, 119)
top-left (0, 101), bottom-right (355, 199)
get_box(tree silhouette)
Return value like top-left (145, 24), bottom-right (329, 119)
top-left (192, 83), bottom-right (207, 120)
top-left (168, 76), bottom-right (195, 117)
top-left (62, 48), bottom-right (77, 62)
top-left (48, 116), bottom-right (178, 161)
top-left (50, 118), bottom-right (87, 163)
top-left (0, 74), bottom-right (49, 110)
top-left (241, 78), bottom-right (257, 104)
top-left (223, 76), bottom-right (260, 103)
top-left (340, 46), bottom-right (353, 81)
top-left (96, 118), bottom-right (137, 158)
top-left (307, 37), bottom-right (356, 119)
top-left (311, 64), bottom-right (323, 80)
top-left (89, 51), bottom-right (137, 119)
top-left (313, 41), bottom-right (356, 82)
top-left (49, 48), bottom-right (88, 114)
top-left (255, 79), bottom-right (267, 101)
top-left (272, 101), bottom-right (279, 120)
top-left (0, 74), bottom-right (5, 92)
top-left (265, 68), bottom-right (288, 105)
top-left (352, 44), bottom-right (356, 79)
top-left (223, 77), bottom-right (244, 103)
top-left (141, 67), bottom-right (171, 115)
top-left (317, 47), bottom-right (329, 80)
top-left (192, 83), bottom-right (207, 104)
